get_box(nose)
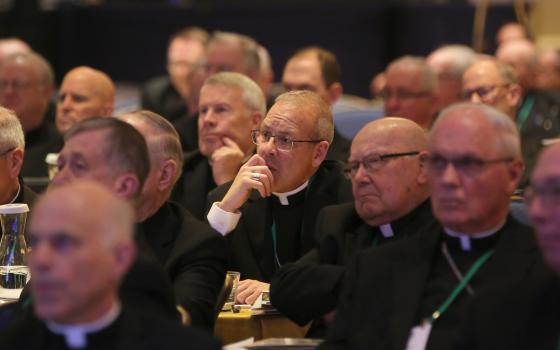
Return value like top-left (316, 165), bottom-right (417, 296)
top-left (528, 195), bottom-right (546, 222)
top-left (59, 95), bottom-right (72, 110)
top-left (469, 93), bottom-right (482, 104)
top-left (199, 108), bottom-right (217, 127)
top-left (29, 241), bottom-right (52, 273)
top-left (51, 165), bottom-right (71, 187)
top-left (384, 94), bottom-right (400, 112)
top-left (258, 136), bottom-right (277, 156)
top-left (439, 162), bottom-right (461, 186)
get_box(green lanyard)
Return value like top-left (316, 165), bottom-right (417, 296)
top-left (423, 249), bottom-right (495, 325)
top-left (517, 94), bottom-right (535, 130)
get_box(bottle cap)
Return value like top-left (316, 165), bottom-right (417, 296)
top-left (0, 204), bottom-right (29, 214)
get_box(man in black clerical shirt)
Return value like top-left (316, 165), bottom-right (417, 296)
top-left (0, 181), bottom-right (220, 350)
top-left (207, 90), bottom-right (352, 305)
top-left (171, 72), bottom-right (266, 220)
top-left (270, 117), bottom-right (435, 337)
top-left (119, 110), bottom-right (227, 330)
top-left (320, 103), bottom-right (544, 350)
top-left (0, 52), bottom-right (62, 179)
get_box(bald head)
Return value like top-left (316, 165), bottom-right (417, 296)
top-left (496, 22), bottom-right (528, 46)
top-left (349, 117), bottom-right (429, 226)
top-left (56, 66), bottom-right (115, 135)
top-left (29, 180), bottom-right (136, 324)
top-left (0, 38), bottom-right (31, 63)
top-left (496, 39), bottom-right (537, 92)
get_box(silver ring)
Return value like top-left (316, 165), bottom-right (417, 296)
top-left (250, 172), bottom-right (261, 181)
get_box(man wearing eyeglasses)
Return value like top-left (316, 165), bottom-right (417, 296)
top-left (270, 117), bottom-right (435, 337)
top-left (462, 58), bottom-right (560, 188)
top-left (171, 72), bottom-right (265, 220)
top-left (207, 90), bottom-right (352, 305)
top-left (320, 103), bottom-right (543, 350)
top-left (382, 56), bottom-right (438, 129)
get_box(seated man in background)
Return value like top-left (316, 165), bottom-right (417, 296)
top-left (382, 55), bottom-right (439, 129)
top-left (320, 103), bottom-right (544, 350)
top-left (0, 52), bottom-right (61, 179)
top-left (141, 27), bottom-right (208, 123)
top-left (171, 72), bottom-right (265, 220)
top-left (282, 46), bottom-right (351, 161)
top-left (207, 90), bottom-right (352, 304)
top-left (56, 66), bottom-right (115, 135)
top-left (119, 110), bottom-right (227, 330)
top-left (271, 117), bottom-right (435, 337)
top-left (0, 181), bottom-right (220, 349)
top-left (0, 106), bottom-right (37, 216)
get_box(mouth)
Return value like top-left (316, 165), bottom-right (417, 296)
top-left (436, 197), bottom-right (464, 208)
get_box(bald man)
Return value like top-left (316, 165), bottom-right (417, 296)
top-left (271, 117), bottom-right (435, 337)
top-left (495, 22), bottom-right (528, 47)
top-left (0, 38), bottom-right (31, 63)
top-left (56, 66), bottom-right (115, 135)
top-left (0, 181), bottom-right (220, 349)
top-left (496, 39), bottom-right (537, 94)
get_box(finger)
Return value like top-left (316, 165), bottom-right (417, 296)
top-left (235, 287), bottom-right (254, 304)
top-left (245, 154), bottom-right (267, 167)
top-left (246, 289), bottom-right (262, 305)
top-left (222, 137), bottom-right (242, 151)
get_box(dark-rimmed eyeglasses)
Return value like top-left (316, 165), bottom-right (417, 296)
top-left (251, 129), bottom-right (323, 152)
top-left (427, 155), bottom-right (513, 177)
top-left (462, 84), bottom-right (510, 101)
top-left (524, 181), bottom-right (560, 207)
top-left (344, 151), bottom-right (420, 178)
top-left (379, 89), bottom-right (432, 100)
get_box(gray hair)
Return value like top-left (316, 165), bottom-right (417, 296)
top-left (388, 55), bottom-right (437, 93)
top-left (428, 45), bottom-right (477, 79)
top-left (0, 52), bottom-right (55, 88)
top-left (204, 72), bottom-right (266, 116)
top-left (0, 106), bottom-right (24, 150)
top-left (434, 102), bottom-right (521, 157)
top-left (119, 110), bottom-right (184, 185)
top-left (208, 31), bottom-right (260, 74)
top-left (274, 90), bottom-right (334, 143)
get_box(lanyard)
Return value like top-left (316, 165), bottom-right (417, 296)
top-left (517, 94), bottom-right (535, 130)
top-left (423, 249), bottom-right (494, 325)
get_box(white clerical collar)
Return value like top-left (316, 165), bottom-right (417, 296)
top-left (379, 224), bottom-right (394, 238)
top-left (46, 301), bottom-right (121, 349)
top-left (443, 220), bottom-right (505, 251)
top-left (8, 183), bottom-right (20, 204)
top-left (272, 180), bottom-right (309, 206)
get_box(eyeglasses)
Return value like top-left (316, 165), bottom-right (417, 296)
top-left (462, 84), bottom-right (509, 101)
top-left (379, 88), bottom-right (432, 100)
top-left (0, 80), bottom-right (34, 91)
top-left (344, 151), bottom-right (420, 178)
top-left (524, 181), bottom-right (560, 207)
top-left (251, 129), bottom-right (323, 152)
top-left (427, 155), bottom-right (513, 177)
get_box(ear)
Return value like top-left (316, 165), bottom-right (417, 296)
top-left (157, 159), bottom-right (178, 191)
top-left (327, 82), bottom-right (343, 104)
top-left (506, 158), bottom-right (525, 193)
top-left (507, 83), bottom-right (523, 110)
top-left (113, 173), bottom-right (141, 200)
top-left (311, 140), bottom-right (329, 167)
top-left (111, 242), bottom-right (136, 281)
top-left (7, 148), bottom-right (23, 179)
top-left (416, 151), bottom-right (430, 185)
top-left (250, 111), bottom-right (263, 130)
top-left (102, 102), bottom-right (115, 117)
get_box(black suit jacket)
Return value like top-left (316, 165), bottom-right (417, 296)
top-left (207, 160), bottom-right (353, 282)
top-left (320, 216), bottom-right (545, 350)
top-left (171, 150), bottom-right (215, 221)
top-left (519, 90), bottom-right (560, 187)
top-left (137, 201), bottom-right (228, 330)
top-left (270, 200), bottom-right (435, 327)
top-left (0, 305), bottom-right (221, 350)
top-left (141, 75), bottom-right (187, 123)
top-left (22, 121), bottom-right (63, 179)
top-left (173, 114), bottom-right (198, 152)
top-left (457, 266), bottom-right (559, 350)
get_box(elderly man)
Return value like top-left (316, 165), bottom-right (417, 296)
top-left (495, 22), bottom-right (529, 47)
top-left (383, 56), bottom-right (438, 129)
top-left (0, 52), bottom-right (61, 179)
top-left (463, 58), bottom-right (560, 187)
top-left (0, 38), bottom-right (30, 63)
top-left (320, 103), bottom-right (544, 350)
top-left (56, 66), bottom-right (115, 135)
top-left (0, 106), bottom-right (37, 213)
top-left (496, 39), bottom-right (538, 95)
top-left (536, 47), bottom-right (560, 91)
top-left (270, 117), bottom-right (435, 337)
top-left (0, 181), bottom-right (220, 349)
top-left (142, 27), bottom-right (208, 123)
top-left (173, 31), bottom-right (263, 152)
top-left (427, 45), bottom-right (477, 110)
top-left (207, 90), bottom-right (352, 304)
top-left (171, 72), bottom-right (265, 220)
top-left (282, 46), bottom-right (351, 161)
top-left (119, 110), bottom-right (227, 330)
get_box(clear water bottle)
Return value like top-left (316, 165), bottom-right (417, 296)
top-left (0, 204), bottom-right (30, 300)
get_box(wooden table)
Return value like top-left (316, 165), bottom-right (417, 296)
top-left (215, 308), bottom-right (310, 345)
